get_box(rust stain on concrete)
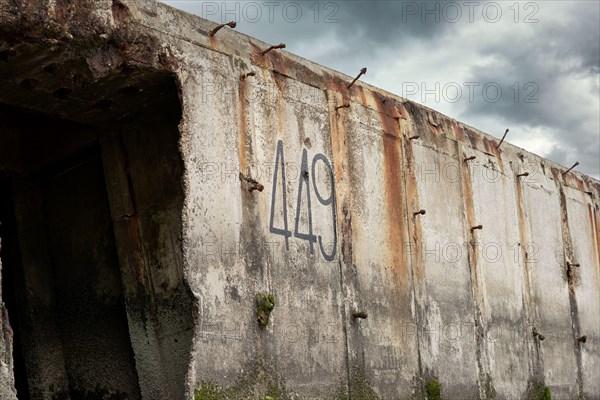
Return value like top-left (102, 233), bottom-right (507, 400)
top-left (565, 173), bottom-right (586, 192)
top-left (327, 91), bottom-right (353, 266)
top-left (356, 85), bottom-right (367, 106)
top-left (464, 128), bottom-right (480, 148)
top-left (323, 72), bottom-right (351, 102)
top-left (461, 152), bottom-right (479, 276)
top-left (328, 93), bottom-right (349, 189)
top-left (450, 120), bottom-right (466, 142)
top-left (396, 110), bottom-right (425, 283)
top-left (372, 91), bottom-right (413, 289)
top-left (273, 51), bottom-right (323, 87)
top-left (588, 205), bottom-right (600, 283)
top-left (515, 176), bottom-right (534, 312)
top-left (550, 166), bottom-right (562, 183)
top-left (249, 42), bottom-right (271, 71)
top-left (482, 136), bottom-right (504, 171)
top-left (237, 75), bottom-right (249, 175)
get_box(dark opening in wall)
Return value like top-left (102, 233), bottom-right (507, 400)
top-left (0, 48), bottom-right (194, 399)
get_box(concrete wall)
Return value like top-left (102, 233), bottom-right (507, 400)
top-left (0, 238), bottom-right (17, 400)
top-left (0, 1), bottom-right (598, 399)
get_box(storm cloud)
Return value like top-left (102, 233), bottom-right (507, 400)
top-left (162, 0), bottom-right (600, 177)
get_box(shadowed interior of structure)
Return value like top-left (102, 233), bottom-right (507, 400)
top-left (0, 43), bottom-right (194, 400)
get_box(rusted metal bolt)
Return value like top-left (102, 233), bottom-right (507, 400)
top-left (302, 170), bottom-right (309, 180)
top-left (414, 209), bottom-right (426, 216)
top-left (496, 128), bottom-right (509, 150)
top-left (209, 21), bottom-right (236, 37)
top-left (409, 135), bottom-right (420, 141)
top-left (249, 183), bottom-right (264, 193)
top-left (347, 67), bottom-right (367, 89)
top-left (240, 172), bottom-right (263, 192)
top-left (241, 71), bottom-right (256, 80)
top-left (471, 225), bottom-right (483, 232)
top-left (335, 103), bottom-right (350, 110)
top-left (464, 156), bottom-right (477, 163)
top-left (261, 43), bottom-right (286, 55)
top-left (352, 311), bottom-right (368, 320)
top-left (563, 161), bottom-right (580, 176)
top-left (567, 261), bottom-right (580, 268)
top-left (577, 335), bottom-right (587, 344)
top-left (517, 172), bottom-right (529, 178)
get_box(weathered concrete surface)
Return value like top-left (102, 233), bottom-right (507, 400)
top-left (0, 239), bottom-right (17, 400)
top-left (0, 1), bottom-right (598, 399)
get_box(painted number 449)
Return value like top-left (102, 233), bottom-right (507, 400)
top-left (269, 140), bottom-right (337, 261)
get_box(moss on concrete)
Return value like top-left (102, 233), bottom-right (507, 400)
top-left (524, 378), bottom-right (551, 400)
top-left (194, 361), bottom-right (290, 400)
top-left (426, 379), bottom-right (441, 400)
top-left (333, 366), bottom-right (381, 400)
top-left (194, 381), bottom-right (225, 400)
top-left (256, 293), bottom-right (276, 327)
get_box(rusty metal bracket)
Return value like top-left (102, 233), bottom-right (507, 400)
top-left (239, 172), bottom-right (264, 193)
top-left (249, 184), bottom-right (264, 193)
top-left (347, 67), bottom-right (367, 89)
top-left (209, 21), bottom-right (236, 37)
top-left (261, 43), bottom-right (286, 55)
top-left (496, 128), bottom-right (509, 150)
top-left (563, 161), bottom-right (579, 176)
top-left (352, 311), bottom-right (368, 320)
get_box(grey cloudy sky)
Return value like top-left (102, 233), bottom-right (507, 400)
top-left (162, 0), bottom-right (600, 178)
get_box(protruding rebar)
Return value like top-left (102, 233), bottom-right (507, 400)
top-left (240, 172), bottom-right (264, 193)
top-left (209, 21), bottom-right (236, 37)
top-left (347, 67), bottom-right (367, 89)
top-left (563, 161), bottom-right (580, 176)
top-left (261, 43), bottom-right (286, 55)
top-left (249, 184), bottom-right (264, 193)
top-left (352, 311), bottom-right (368, 320)
top-left (496, 128), bottom-right (509, 149)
